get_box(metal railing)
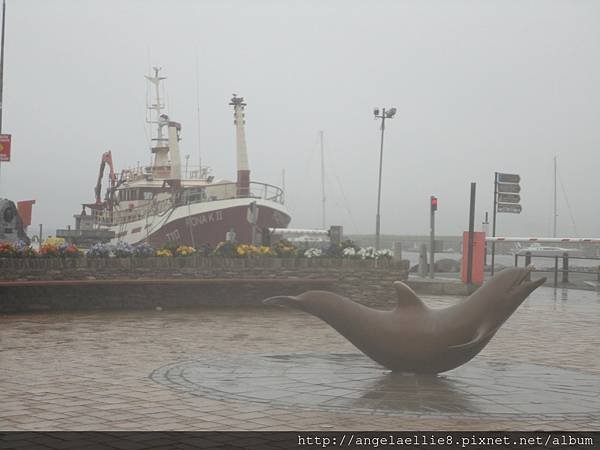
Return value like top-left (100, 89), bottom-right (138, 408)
top-left (514, 252), bottom-right (600, 288)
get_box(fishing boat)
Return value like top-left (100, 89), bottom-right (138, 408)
top-left (60, 68), bottom-right (290, 248)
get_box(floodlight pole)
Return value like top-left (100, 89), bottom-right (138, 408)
top-left (0, 0), bottom-right (6, 193)
top-left (0, 0), bottom-right (5, 134)
top-left (374, 107), bottom-right (395, 250)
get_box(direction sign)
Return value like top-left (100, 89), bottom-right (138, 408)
top-left (497, 193), bottom-right (520, 204)
top-left (497, 203), bottom-right (522, 214)
top-left (497, 173), bottom-right (520, 184)
top-left (497, 182), bottom-right (521, 193)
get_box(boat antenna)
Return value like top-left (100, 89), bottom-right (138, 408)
top-left (319, 130), bottom-right (326, 229)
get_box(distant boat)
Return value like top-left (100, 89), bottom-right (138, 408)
top-left (515, 243), bottom-right (583, 257)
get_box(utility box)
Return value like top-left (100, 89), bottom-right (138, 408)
top-left (461, 231), bottom-right (486, 285)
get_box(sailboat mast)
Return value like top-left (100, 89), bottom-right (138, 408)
top-left (320, 130), bottom-right (326, 229)
top-left (553, 156), bottom-right (557, 237)
top-left (195, 53), bottom-right (201, 173)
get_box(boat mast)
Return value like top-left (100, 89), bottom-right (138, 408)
top-left (230, 94), bottom-right (250, 197)
top-left (320, 130), bottom-right (326, 229)
top-left (145, 67), bottom-right (169, 170)
top-left (553, 156), bottom-right (557, 237)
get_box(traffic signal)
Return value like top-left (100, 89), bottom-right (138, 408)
top-left (430, 195), bottom-right (438, 212)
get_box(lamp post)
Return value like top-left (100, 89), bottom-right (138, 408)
top-left (373, 106), bottom-right (396, 250)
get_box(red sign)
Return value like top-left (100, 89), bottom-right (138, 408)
top-left (0, 134), bottom-right (11, 162)
top-left (17, 200), bottom-right (36, 228)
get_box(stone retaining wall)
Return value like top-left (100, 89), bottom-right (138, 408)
top-left (0, 257), bottom-right (409, 313)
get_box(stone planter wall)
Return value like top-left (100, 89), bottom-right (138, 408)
top-left (0, 257), bottom-right (409, 313)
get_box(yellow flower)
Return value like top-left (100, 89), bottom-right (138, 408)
top-left (43, 237), bottom-right (65, 247)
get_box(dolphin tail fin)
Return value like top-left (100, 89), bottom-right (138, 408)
top-left (393, 281), bottom-right (427, 310)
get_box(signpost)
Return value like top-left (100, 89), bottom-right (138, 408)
top-left (496, 182), bottom-right (520, 193)
top-left (497, 193), bottom-right (520, 204)
top-left (466, 183), bottom-right (476, 285)
top-left (491, 172), bottom-right (522, 274)
top-left (429, 195), bottom-right (437, 279)
top-left (497, 204), bottom-right (522, 214)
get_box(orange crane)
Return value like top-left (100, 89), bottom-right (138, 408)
top-left (94, 151), bottom-right (117, 205)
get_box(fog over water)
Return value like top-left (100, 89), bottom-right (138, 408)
top-left (1, 1), bottom-right (599, 238)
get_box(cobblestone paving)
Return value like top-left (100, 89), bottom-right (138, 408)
top-left (1, 287), bottom-right (599, 430)
top-left (151, 353), bottom-right (600, 420)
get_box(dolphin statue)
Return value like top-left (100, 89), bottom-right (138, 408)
top-left (264, 266), bottom-right (546, 374)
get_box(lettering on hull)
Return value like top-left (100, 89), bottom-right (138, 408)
top-left (185, 210), bottom-right (224, 227)
top-left (166, 229), bottom-right (181, 242)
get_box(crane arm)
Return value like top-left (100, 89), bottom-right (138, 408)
top-left (94, 151), bottom-right (117, 204)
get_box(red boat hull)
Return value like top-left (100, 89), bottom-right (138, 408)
top-left (145, 203), bottom-right (290, 248)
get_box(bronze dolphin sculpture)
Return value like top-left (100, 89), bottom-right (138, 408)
top-left (264, 267), bottom-right (546, 374)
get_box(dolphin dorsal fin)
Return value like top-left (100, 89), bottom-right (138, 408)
top-left (393, 281), bottom-right (427, 309)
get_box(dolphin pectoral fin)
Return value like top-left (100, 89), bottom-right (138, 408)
top-left (447, 326), bottom-right (500, 351)
top-left (263, 296), bottom-right (299, 308)
top-left (393, 281), bottom-right (427, 309)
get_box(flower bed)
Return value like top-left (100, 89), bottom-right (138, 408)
top-left (0, 238), bottom-right (394, 261)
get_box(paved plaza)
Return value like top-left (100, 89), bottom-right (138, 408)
top-left (1, 287), bottom-right (599, 431)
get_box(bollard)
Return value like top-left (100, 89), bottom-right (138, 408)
top-left (418, 244), bottom-right (428, 278)
top-left (597, 266), bottom-right (600, 283)
top-left (514, 254), bottom-right (518, 267)
top-left (329, 226), bottom-right (343, 245)
top-left (525, 252), bottom-right (531, 267)
top-left (393, 242), bottom-right (403, 262)
top-left (554, 256), bottom-right (559, 288)
top-left (562, 253), bottom-right (569, 283)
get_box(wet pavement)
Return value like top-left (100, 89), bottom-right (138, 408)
top-left (152, 353), bottom-right (600, 420)
top-left (1, 286), bottom-right (599, 430)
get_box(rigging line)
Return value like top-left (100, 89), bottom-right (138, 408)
top-left (164, 78), bottom-right (171, 117)
top-left (556, 166), bottom-right (579, 237)
top-left (324, 156), bottom-right (358, 233)
top-left (287, 134), bottom-right (319, 218)
top-left (187, 201), bottom-right (196, 248)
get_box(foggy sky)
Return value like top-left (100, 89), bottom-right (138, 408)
top-left (1, 0), bottom-right (599, 238)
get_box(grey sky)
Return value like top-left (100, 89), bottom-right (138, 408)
top-left (1, 0), bottom-right (599, 238)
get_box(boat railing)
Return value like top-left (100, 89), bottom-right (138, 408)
top-left (91, 181), bottom-right (285, 227)
top-left (119, 165), bottom-right (213, 183)
top-left (177, 181), bottom-right (284, 205)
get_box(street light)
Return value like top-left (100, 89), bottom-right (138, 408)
top-left (373, 106), bottom-right (396, 250)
